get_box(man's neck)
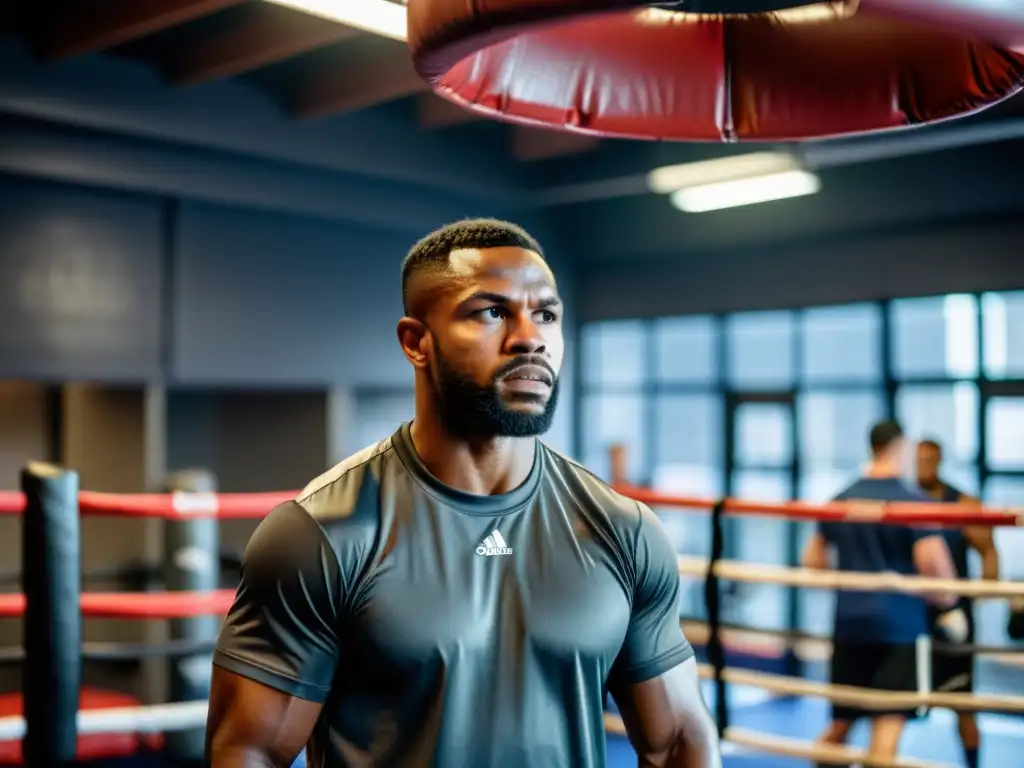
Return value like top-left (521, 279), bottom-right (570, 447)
top-left (409, 415), bottom-right (537, 497)
top-left (919, 478), bottom-right (945, 499)
top-left (863, 460), bottom-right (900, 479)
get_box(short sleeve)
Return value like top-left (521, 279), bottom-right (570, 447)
top-left (213, 501), bottom-right (342, 702)
top-left (611, 503), bottom-right (694, 685)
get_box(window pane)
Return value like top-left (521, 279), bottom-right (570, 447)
top-left (725, 311), bottom-right (795, 390)
top-left (801, 303), bottom-right (882, 383)
top-left (653, 393), bottom-right (723, 488)
top-left (734, 402), bottom-right (792, 468)
top-left (986, 398), bottom-right (1024, 471)
top-left (982, 291), bottom-right (1024, 379)
top-left (983, 476), bottom-right (1024, 580)
top-left (895, 383), bottom-right (979, 463)
top-left (890, 294), bottom-right (979, 379)
top-left (936, 465), bottom-right (981, 497)
top-left (728, 470), bottom-right (791, 631)
top-left (799, 390), bottom-right (886, 469)
top-left (799, 468), bottom-right (857, 502)
top-left (581, 320), bottom-right (646, 386)
top-left (979, 476), bottom-right (1024, 644)
top-left (580, 394), bottom-right (644, 482)
top-left (653, 315), bottom-right (717, 384)
top-left (798, 521), bottom-right (835, 635)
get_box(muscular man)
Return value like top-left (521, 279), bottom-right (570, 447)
top-left (918, 438), bottom-right (999, 768)
top-left (205, 219), bottom-right (721, 768)
top-left (802, 420), bottom-right (963, 764)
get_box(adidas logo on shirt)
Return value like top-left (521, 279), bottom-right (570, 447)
top-left (476, 530), bottom-right (513, 556)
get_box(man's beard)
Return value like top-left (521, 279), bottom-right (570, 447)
top-left (431, 342), bottom-right (559, 439)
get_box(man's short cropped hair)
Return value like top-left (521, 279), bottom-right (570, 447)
top-left (869, 419), bottom-right (904, 455)
top-left (919, 438), bottom-right (942, 455)
top-left (401, 218), bottom-right (544, 315)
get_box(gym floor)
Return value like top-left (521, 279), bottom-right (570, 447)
top-left (606, 660), bottom-right (1024, 768)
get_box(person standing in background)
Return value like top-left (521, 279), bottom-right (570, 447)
top-left (917, 438), bottom-right (1000, 768)
top-left (802, 420), bottom-right (965, 766)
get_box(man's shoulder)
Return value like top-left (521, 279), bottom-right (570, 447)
top-left (834, 476), bottom-right (928, 503)
top-left (539, 443), bottom-right (643, 524)
top-left (296, 436), bottom-right (397, 521)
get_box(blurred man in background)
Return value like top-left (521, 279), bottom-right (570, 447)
top-left (802, 420), bottom-right (964, 766)
top-left (917, 438), bottom-right (999, 768)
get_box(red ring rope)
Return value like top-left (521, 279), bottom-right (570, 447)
top-left (0, 486), bottom-right (1019, 526)
top-left (614, 485), bottom-right (1022, 527)
top-left (0, 589), bottom-right (235, 619)
top-left (0, 489), bottom-right (295, 518)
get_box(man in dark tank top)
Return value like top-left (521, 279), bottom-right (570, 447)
top-left (917, 439), bottom-right (1000, 768)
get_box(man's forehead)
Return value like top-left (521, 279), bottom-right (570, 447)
top-left (447, 246), bottom-right (553, 284)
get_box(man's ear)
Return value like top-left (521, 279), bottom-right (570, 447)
top-left (397, 317), bottom-right (430, 370)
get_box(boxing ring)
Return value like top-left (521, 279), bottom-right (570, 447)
top-left (1, 466), bottom-right (1023, 766)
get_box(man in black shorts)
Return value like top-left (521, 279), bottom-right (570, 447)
top-left (802, 421), bottom-right (964, 765)
top-left (918, 438), bottom-right (999, 768)
top-left (204, 219), bottom-right (721, 768)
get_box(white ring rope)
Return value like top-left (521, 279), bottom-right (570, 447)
top-left (678, 620), bottom-right (1024, 665)
top-left (677, 555), bottom-right (1024, 599)
top-left (691, 663), bottom-right (1024, 714)
top-left (0, 700), bottom-right (208, 742)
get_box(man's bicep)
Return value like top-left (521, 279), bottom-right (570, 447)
top-left (214, 501), bottom-right (341, 700)
top-left (206, 665), bottom-right (323, 766)
top-left (611, 657), bottom-right (719, 767)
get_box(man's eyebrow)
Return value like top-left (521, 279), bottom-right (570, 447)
top-left (461, 291), bottom-right (562, 308)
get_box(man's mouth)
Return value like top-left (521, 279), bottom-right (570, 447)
top-left (503, 365), bottom-right (553, 387)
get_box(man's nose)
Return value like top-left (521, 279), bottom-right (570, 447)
top-left (506, 315), bottom-right (546, 355)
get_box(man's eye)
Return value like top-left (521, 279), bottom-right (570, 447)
top-left (484, 307), bottom-right (505, 319)
top-left (539, 310), bottom-right (558, 323)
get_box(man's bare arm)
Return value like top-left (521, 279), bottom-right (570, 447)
top-left (612, 657), bottom-right (722, 768)
top-left (206, 667), bottom-right (323, 768)
top-left (801, 531), bottom-right (831, 570)
top-left (960, 494), bottom-right (1000, 581)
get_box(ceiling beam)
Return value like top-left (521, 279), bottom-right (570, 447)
top-left (0, 38), bottom-right (528, 201)
top-left (511, 126), bottom-right (601, 162)
top-left (46, 0), bottom-right (246, 60)
top-left (418, 93), bottom-right (487, 130)
top-left (291, 47), bottom-right (428, 119)
top-left (166, 2), bottom-right (358, 86)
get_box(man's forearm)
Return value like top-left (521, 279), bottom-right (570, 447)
top-left (982, 550), bottom-right (1000, 581)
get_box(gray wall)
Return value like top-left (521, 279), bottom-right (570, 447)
top-left (579, 216), bottom-right (1024, 321)
top-left (0, 176), bottom-right (163, 380)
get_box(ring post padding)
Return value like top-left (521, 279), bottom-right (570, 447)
top-left (162, 468), bottom-right (219, 762)
top-left (21, 462), bottom-right (81, 767)
top-left (704, 498), bottom-right (728, 737)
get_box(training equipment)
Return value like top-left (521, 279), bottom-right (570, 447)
top-left (407, 0), bottom-right (1024, 141)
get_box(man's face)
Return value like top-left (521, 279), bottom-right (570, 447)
top-left (917, 444), bottom-right (942, 487)
top-left (425, 246), bottom-right (564, 439)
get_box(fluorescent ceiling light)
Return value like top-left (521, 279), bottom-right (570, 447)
top-left (265, 0), bottom-right (408, 41)
top-left (647, 152), bottom-right (800, 194)
top-left (670, 170), bottom-right (821, 213)
top-left (637, 1), bottom-right (857, 26)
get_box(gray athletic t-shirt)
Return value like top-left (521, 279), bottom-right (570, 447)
top-left (214, 422), bottom-right (692, 768)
